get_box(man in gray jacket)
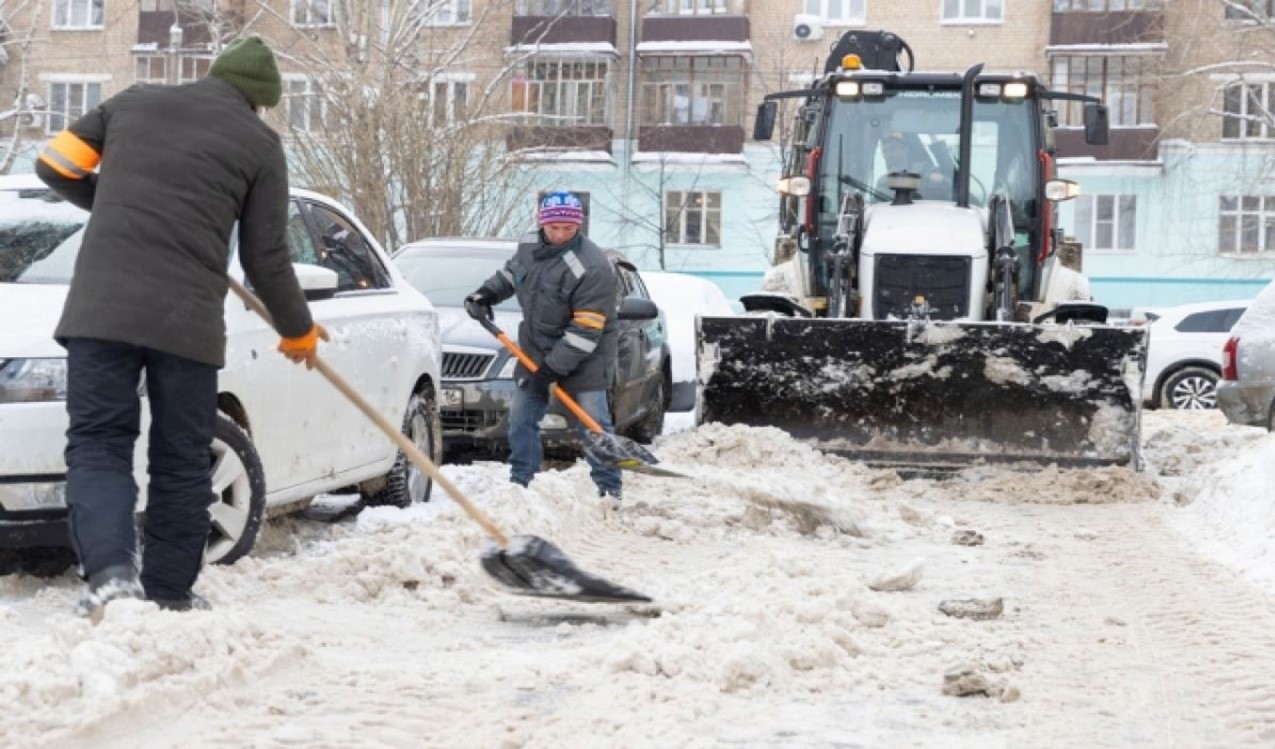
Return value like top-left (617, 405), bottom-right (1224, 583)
top-left (36, 36), bottom-right (323, 617)
top-left (465, 192), bottom-right (622, 506)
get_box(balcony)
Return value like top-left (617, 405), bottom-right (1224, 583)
top-left (642, 0), bottom-right (749, 43)
top-left (1056, 127), bottom-right (1160, 162)
top-left (137, 11), bottom-right (215, 48)
top-left (638, 125), bottom-right (744, 154)
top-left (507, 126), bottom-right (613, 153)
top-left (1050, 10), bottom-right (1163, 46)
top-left (512, 0), bottom-right (617, 46)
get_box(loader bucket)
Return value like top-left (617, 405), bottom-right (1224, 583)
top-left (696, 316), bottom-right (1148, 470)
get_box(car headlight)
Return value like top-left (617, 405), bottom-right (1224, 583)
top-left (497, 356), bottom-right (518, 379)
top-left (0, 358), bottom-right (69, 403)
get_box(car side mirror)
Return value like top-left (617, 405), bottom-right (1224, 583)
top-left (618, 296), bottom-right (659, 321)
top-left (293, 262), bottom-right (338, 301)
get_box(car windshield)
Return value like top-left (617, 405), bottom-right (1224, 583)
top-left (396, 249), bottom-right (521, 311)
top-left (0, 188), bottom-right (89, 285)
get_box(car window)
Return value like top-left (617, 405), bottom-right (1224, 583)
top-left (613, 264), bottom-right (639, 309)
top-left (0, 188), bottom-right (88, 284)
top-left (286, 200), bottom-right (320, 265)
top-left (1175, 309), bottom-right (1235, 333)
top-left (395, 249), bottom-right (520, 311)
top-left (1222, 307), bottom-right (1247, 330)
top-left (306, 203), bottom-right (392, 292)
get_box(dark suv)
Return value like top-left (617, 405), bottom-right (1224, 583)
top-left (393, 238), bottom-right (671, 459)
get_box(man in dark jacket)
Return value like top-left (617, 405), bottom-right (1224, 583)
top-left (465, 191), bottom-right (622, 506)
top-left (35, 35), bottom-right (324, 618)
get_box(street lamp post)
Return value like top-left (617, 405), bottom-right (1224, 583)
top-left (168, 23), bottom-right (183, 85)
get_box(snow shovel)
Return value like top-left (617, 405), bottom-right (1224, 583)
top-left (227, 277), bottom-right (650, 604)
top-left (473, 315), bottom-right (686, 479)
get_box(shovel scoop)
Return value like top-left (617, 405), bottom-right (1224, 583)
top-left (481, 535), bottom-right (651, 603)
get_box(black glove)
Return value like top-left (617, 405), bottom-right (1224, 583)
top-left (524, 365), bottom-right (561, 399)
top-left (464, 290), bottom-right (495, 321)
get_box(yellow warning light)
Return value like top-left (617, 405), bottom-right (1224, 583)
top-left (841, 54), bottom-right (862, 70)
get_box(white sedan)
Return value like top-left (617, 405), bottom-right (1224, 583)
top-left (0, 175), bottom-right (442, 572)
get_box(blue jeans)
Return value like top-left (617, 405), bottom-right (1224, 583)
top-left (64, 338), bottom-right (218, 600)
top-left (508, 383), bottom-right (621, 495)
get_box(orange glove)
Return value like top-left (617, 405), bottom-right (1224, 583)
top-left (277, 323), bottom-right (330, 370)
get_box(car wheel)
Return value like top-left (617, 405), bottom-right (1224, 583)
top-left (627, 371), bottom-right (669, 444)
top-left (0, 547), bottom-right (76, 578)
top-left (1267, 400), bottom-right (1275, 433)
top-left (1158, 366), bottom-right (1220, 410)
top-left (362, 392), bottom-right (440, 508)
top-left (206, 414), bottom-right (267, 566)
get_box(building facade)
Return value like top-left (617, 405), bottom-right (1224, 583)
top-left (1, 1), bottom-right (1273, 309)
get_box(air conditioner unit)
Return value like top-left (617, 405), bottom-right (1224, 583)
top-left (792, 14), bottom-right (824, 42)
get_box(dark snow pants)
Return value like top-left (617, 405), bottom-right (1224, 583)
top-left (64, 338), bottom-right (218, 600)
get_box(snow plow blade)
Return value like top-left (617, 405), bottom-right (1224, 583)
top-left (697, 317), bottom-right (1148, 470)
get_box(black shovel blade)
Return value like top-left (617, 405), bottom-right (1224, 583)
top-left (582, 431), bottom-right (688, 478)
top-left (480, 534), bottom-right (652, 604)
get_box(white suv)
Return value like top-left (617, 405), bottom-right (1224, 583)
top-left (1218, 280), bottom-right (1275, 431)
top-left (1142, 300), bottom-right (1249, 409)
top-left (0, 176), bottom-right (442, 573)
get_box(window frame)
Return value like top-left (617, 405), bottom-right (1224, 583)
top-left (1052, 0), bottom-right (1155, 11)
top-left (1225, 0), bottom-right (1275, 21)
top-left (51, 0), bottom-right (104, 29)
top-left (513, 58), bottom-right (610, 127)
top-left (1050, 54), bottom-right (1156, 127)
top-left (640, 55), bottom-right (745, 127)
top-left (426, 74), bottom-right (473, 127)
top-left (283, 76), bottom-right (326, 134)
top-left (1072, 193), bottom-right (1137, 252)
top-left (290, 0), bottom-right (335, 28)
top-left (940, 0), bottom-right (1003, 25)
top-left (420, 0), bottom-right (473, 26)
top-left (803, 0), bottom-right (866, 24)
top-left (663, 189), bottom-right (722, 247)
top-left (45, 78), bottom-right (104, 134)
top-left (1218, 195), bottom-right (1275, 255)
top-left (1221, 80), bottom-right (1275, 141)
top-left (659, 0), bottom-right (729, 15)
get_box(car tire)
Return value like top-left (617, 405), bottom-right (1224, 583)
top-left (627, 370), bottom-right (669, 444)
top-left (0, 547), bottom-right (76, 578)
top-left (1158, 366), bottom-right (1220, 410)
top-left (362, 392), bottom-right (440, 508)
top-left (206, 414), bottom-right (267, 566)
top-left (1267, 400), bottom-right (1275, 433)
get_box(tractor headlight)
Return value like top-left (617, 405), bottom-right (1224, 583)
top-left (834, 81), bottom-right (861, 100)
top-left (0, 358), bottom-right (69, 403)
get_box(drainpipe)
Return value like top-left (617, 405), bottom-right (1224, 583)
top-left (623, 0), bottom-right (638, 184)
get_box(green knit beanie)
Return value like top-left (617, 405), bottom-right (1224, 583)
top-left (209, 36), bottom-right (282, 109)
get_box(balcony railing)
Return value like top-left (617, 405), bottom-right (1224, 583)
top-left (516, 0), bottom-right (614, 15)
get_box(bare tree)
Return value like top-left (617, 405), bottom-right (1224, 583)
top-left (238, 0), bottom-right (536, 250)
top-left (0, 0), bottom-right (53, 173)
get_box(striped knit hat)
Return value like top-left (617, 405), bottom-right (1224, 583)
top-left (538, 191), bottom-right (585, 226)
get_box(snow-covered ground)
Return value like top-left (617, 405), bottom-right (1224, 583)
top-left (4, 410), bottom-right (1275, 748)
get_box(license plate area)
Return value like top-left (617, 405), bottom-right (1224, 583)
top-left (440, 387), bottom-right (463, 409)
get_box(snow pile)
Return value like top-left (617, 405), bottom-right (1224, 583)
top-left (0, 601), bottom-right (303, 749)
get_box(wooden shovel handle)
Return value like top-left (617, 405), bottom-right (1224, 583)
top-left (228, 277), bottom-right (509, 546)
top-left (491, 330), bottom-right (606, 434)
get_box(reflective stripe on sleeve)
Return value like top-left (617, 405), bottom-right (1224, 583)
top-left (38, 130), bottom-right (100, 179)
top-left (563, 331), bottom-right (598, 353)
top-left (499, 268), bottom-right (515, 285)
top-left (572, 310), bottom-right (606, 330)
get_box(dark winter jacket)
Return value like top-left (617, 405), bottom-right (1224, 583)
top-left (478, 231), bottom-right (617, 392)
top-left (35, 77), bottom-right (311, 367)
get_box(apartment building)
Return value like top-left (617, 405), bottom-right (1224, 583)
top-left (2, 1), bottom-right (1273, 307)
